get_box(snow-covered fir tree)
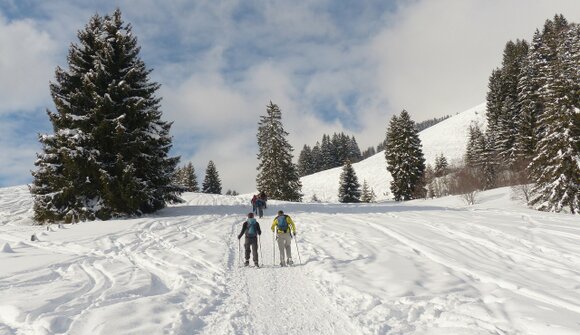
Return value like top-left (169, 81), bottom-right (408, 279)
top-left (338, 160), bottom-right (360, 203)
top-left (178, 162), bottom-right (199, 192)
top-left (360, 180), bottom-right (372, 203)
top-left (320, 134), bottom-right (337, 170)
top-left (529, 23), bottom-right (579, 213)
top-left (434, 154), bottom-right (449, 177)
top-left (30, 10), bottom-right (180, 222)
top-left (256, 102), bottom-right (302, 201)
top-left (310, 142), bottom-right (323, 173)
top-left (297, 144), bottom-right (315, 177)
top-left (202, 160), bottom-right (222, 194)
top-left (385, 110), bottom-right (426, 201)
top-left (465, 124), bottom-right (484, 168)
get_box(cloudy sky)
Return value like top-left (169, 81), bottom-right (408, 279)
top-left (1, 0), bottom-right (579, 193)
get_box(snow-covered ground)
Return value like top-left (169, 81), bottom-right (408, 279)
top-left (1, 185), bottom-right (579, 335)
top-left (301, 103), bottom-right (487, 202)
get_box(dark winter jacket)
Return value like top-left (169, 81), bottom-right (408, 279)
top-left (238, 219), bottom-right (262, 239)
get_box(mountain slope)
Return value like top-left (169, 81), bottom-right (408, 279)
top-left (301, 103), bottom-right (487, 202)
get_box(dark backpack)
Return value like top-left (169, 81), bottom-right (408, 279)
top-left (277, 215), bottom-right (288, 232)
top-left (247, 218), bottom-right (258, 237)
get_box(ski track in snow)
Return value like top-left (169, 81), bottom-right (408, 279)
top-left (1, 187), bottom-right (580, 334)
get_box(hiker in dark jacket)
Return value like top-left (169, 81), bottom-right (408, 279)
top-left (238, 212), bottom-right (262, 266)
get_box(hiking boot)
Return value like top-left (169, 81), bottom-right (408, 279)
top-left (280, 262), bottom-right (286, 267)
top-left (287, 259), bottom-right (294, 266)
top-left (244, 260), bottom-right (249, 266)
top-left (254, 263), bottom-right (259, 268)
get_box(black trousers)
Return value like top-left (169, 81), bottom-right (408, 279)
top-left (244, 236), bottom-right (258, 263)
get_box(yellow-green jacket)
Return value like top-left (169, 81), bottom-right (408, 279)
top-left (271, 215), bottom-right (296, 234)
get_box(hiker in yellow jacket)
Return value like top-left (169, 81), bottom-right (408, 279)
top-left (271, 210), bottom-right (296, 266)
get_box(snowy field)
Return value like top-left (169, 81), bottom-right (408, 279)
top-left (1, 185), bottom-right (579, 335)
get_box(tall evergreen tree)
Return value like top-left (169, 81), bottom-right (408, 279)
top-left (202, 160), bottom-right (222, 194)
top-left (465, 124), bottom-right (484, 168)
top-left (256, 102), bottom-right (302, 201)
top-left (434, 154), bottom-right (449, 177)
top-left (320, 134), bottom-right (337, 169)
top-left (348, 136), bottom-right (362, 162)
top-left (30, 10), bottom-right (180, 222)
top-left (385, 110), bottom-right (426, 201)
top-left (360, 180), bottom-right (372, 203)
top-left (529, 24), bottom-right (579, 213)
top-left (297, 144), bottom-right (314, 177)
top-left (30, 14), bottom-right (104, 223)
top-left (310, 142), bottom-right (323, 173)
top-left (338, 160), bottom-right (360, 203)
top-left (182, 162), bottom-right (199, 192)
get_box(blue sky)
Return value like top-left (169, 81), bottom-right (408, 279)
top-left (1, 0), bottom-right (579, 193)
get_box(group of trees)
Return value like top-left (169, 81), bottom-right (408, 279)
top-left (31, 10), bottom-right (576, 222)
top-left (173, 163), bottom-right (199, 192)
top-left (30, 10), bottom-right (180, 222)
top-left (465, 14), bottom-right (579, 213)
top-left (336, 160), bottom-right (377, 203)
top-left (297, 133), bottom-right (362, 177)
top-left (172, 161), bottom-right (230, 195)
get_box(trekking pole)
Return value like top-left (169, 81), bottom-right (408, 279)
top-left (293, 233), bottom-right (302, 265)
top-left (238, 238), bottom-right (242, 267)
top-left (258, 235), bottom-right (263, 266)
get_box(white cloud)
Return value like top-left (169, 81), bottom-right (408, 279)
top-left (0, 15), bottom-right (57, 114)
top-left (369, 0), bottom-right (580, 122)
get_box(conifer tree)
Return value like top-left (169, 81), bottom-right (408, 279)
top-left (360, 180), bottom-right (371, 203)
top-left (311, 142), bottom-right (323, 173)
top-left (434, 154), bottom-right (449, 177)
top-left (465, 124), bottom-right (484, 167)
top-left (182, 162), bottom-right (199, 192)
top-left (256, 102), bottom-right (302, 201)
top-left (385, 110), bottom-right (426, 201)
top-left (30, 10), bottom-right (180, 222)
top-left (529, 24), bottom-right (579, 213)
top-left (348, 136), bottom-right (362, 162)
top-left (321, 134), bottom-right (337, 169)
top-left (338, 160), bottom-right (360, 203)
top-left (202, 160), bottom-right (222, 194)
top-left (297, 145), bottom-right (314, 177)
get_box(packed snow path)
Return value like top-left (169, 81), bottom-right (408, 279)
top-left (1, 186), bottom-right (579, 334)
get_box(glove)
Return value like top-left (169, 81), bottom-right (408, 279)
top-left (293, 231), bottom-right (297, 236)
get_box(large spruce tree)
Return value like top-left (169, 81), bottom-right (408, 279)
top-left (202, 160), bottom-right (222, 194)
top-left (529, 23), bottom-right (579, 213)
top-left (256, 102), bottom-right (302, 201)
top-left (338, 160), bottom-right (360, 203)
top-left (385, 110), bottom-right (426, 201)
top-left (297, 144), bottom-right (314, 177)
top-left (30, 9), bottom-right (180, 222)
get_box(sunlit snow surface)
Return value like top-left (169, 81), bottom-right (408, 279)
top-left (1, 182), bottom-right (579, 334)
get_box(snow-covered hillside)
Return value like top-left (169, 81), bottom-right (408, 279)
top-left (1, 185), bottom-right (579, 335)
top-left (301, 103), bottom-right (487, 202)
